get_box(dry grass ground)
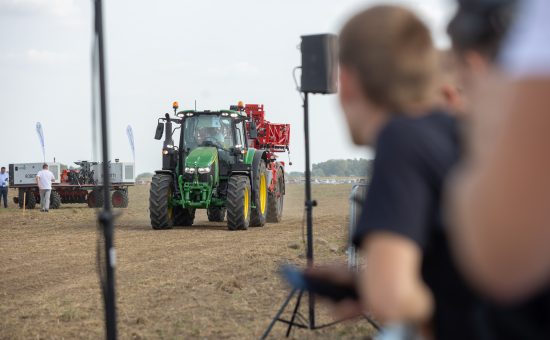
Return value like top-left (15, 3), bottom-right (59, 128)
top-left (0, 185), bottom-right (374, 339)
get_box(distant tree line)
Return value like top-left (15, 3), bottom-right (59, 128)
top-left (136, 172), bottom-right (154, 181)
top-left (288, 158), bottom-right (372, 177)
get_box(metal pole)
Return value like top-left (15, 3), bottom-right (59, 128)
top-left (94, 0), bottom-right (117, 339)
top-left (303, 92), bottom-right (315, 329)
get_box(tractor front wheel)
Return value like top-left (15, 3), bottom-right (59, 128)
top-left (226, 175), bottom-right (251, 230)
top-left (149, 174), bottom-right (175, 230)
top-left (267, 167), bottom-right (284, 223)
top-left (207, 207), bottom-right (226, 222)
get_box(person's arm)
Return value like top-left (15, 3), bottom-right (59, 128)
top-left (353, 120), bottom-right (435, 325)
top-left (360, 232), bottom-right (433, 324)
top-left (449, 76), bottom-right (550, 302)
top-left (36, 174), bottom-right (40, 187)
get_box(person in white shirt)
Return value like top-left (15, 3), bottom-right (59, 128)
top-left (0, 166), bottom-right (8, 208)
top-left (36, 164), bottom-right (55, 212)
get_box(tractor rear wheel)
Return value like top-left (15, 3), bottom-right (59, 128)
top-left (267, 167), bottom-right (284, 223)
top-left (174, 206), bottom-right (195, 226)
top-left (18, 189), bottom-right (36, 209)
top-left (50, 191), bottom-right (61, 209)
top-left (250, 160), bottom-right (268, 227)
top-left (87, 189), bottom-right (104, 208)
top-left (226, 175), bottom-right (251, 230)
top-left (149, 174), bottom-right (175, 230)
top-left (112, 190), bottom-right (129, 208)
top-left (207, 207), bottom-right (226, 222)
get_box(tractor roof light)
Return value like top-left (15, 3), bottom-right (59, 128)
top-left (186, 113), bottom-right (194, 117)
top-left (221, 112), bottom-right (229, 117)
top-left (172, 101), bottom-right (179, 110)
top-left (230, 113), bottom-right (238, 118)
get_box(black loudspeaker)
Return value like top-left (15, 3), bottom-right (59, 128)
top-left (300, 34), bottom-right (338, 94)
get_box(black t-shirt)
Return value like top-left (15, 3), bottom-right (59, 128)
top-left (353, 112), bottom-right (474, 339)
top-left (353, 111), bottom-right (550, 340)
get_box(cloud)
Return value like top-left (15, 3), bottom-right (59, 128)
top-left (0, 0), bottom-right (78, 17)
top-left (206, 61), bottom-right (260, 78)
top-left (26, 49), bottom-right (70, 64)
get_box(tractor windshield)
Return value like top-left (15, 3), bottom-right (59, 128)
top-left (183, 115), bottom-right (235, 150)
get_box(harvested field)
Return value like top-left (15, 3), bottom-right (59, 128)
top-left (0, 184), bottom-right (374, 339)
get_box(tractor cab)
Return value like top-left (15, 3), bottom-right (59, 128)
top-left (182, 111), bottom-right (249, 177)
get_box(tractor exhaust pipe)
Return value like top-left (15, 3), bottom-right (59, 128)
top-left (163, 113), bottom-right (174, 146)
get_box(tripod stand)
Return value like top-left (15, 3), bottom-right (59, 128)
top-left (261, 93), bottom-right (346, 338)
top-left (93, 0), bottom-right (117, 339)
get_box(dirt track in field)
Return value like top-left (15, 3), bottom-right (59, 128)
top-left (0, 184), bottom-right (374, 339)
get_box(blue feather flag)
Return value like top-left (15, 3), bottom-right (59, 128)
top-left (126, 125), bottom-right (135, 163)
top-left (36, 122), bottom-right (46, 162)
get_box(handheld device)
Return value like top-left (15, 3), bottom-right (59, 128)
top-left (281, 265), bottom-right (359, 302)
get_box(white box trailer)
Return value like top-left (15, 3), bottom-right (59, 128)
top-left (8, 161), bottom-right (133, 210)
top-left (9, 162), bottom-right (65, 186)
top-left (92, 162), bottom-right (135, 185)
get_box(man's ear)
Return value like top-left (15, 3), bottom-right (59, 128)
top-left (339, 65), bottom-right (357, 104)
top-left (442, 84), bottom-right (459, 107)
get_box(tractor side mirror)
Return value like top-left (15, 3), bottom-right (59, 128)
top-left (154, 122), bottom-right (164, 140)
top-left (249, 121), bottom-right (258, 139)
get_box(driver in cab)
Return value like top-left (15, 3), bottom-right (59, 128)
top-left (195, 127), bottom-right (225, 148)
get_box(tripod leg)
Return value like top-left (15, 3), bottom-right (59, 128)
top-left (285, 290), bottom-right (305, 337)
top-left (260, 288), bottom-right (298, 340)
top-left (363, 313), bottom-right (381, 331)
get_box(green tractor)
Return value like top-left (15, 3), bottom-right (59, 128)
top-left (149, 102), bottom-right (290, 230)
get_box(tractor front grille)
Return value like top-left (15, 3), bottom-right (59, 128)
top-left (199, 173), bottom-right (211, 183)
top-left (183, 173), bottom-right (194, 182)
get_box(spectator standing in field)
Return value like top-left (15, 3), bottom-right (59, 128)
top-left (0, 167), bottom-right (8, 208)
top-left (36, 164), bottom-right (55, 212)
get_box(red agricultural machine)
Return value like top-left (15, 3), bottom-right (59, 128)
top-left (239, 102), bottom-right (292, 196)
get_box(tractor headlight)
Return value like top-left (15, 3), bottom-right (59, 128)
top-left (198, 167), bottom-right (211, 174)
top-left (185, 167), bottom-right (196, 174)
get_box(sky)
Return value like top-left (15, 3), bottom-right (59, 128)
top-left (0, 0), bottom-right (456, 176)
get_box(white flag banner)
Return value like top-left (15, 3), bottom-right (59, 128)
top-left (126, 125), bottom-right (135, 163)
top-left (36, 122), bottom-right (46, 162)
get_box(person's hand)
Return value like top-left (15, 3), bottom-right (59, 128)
top-left (303, 263), bottom-right (365, 320)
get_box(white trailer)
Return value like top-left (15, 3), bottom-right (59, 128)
top-left (9, 161), bottom-right (134, 209)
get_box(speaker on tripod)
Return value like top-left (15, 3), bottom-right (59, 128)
top-left (261, 33), bottom-right (340, 338)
